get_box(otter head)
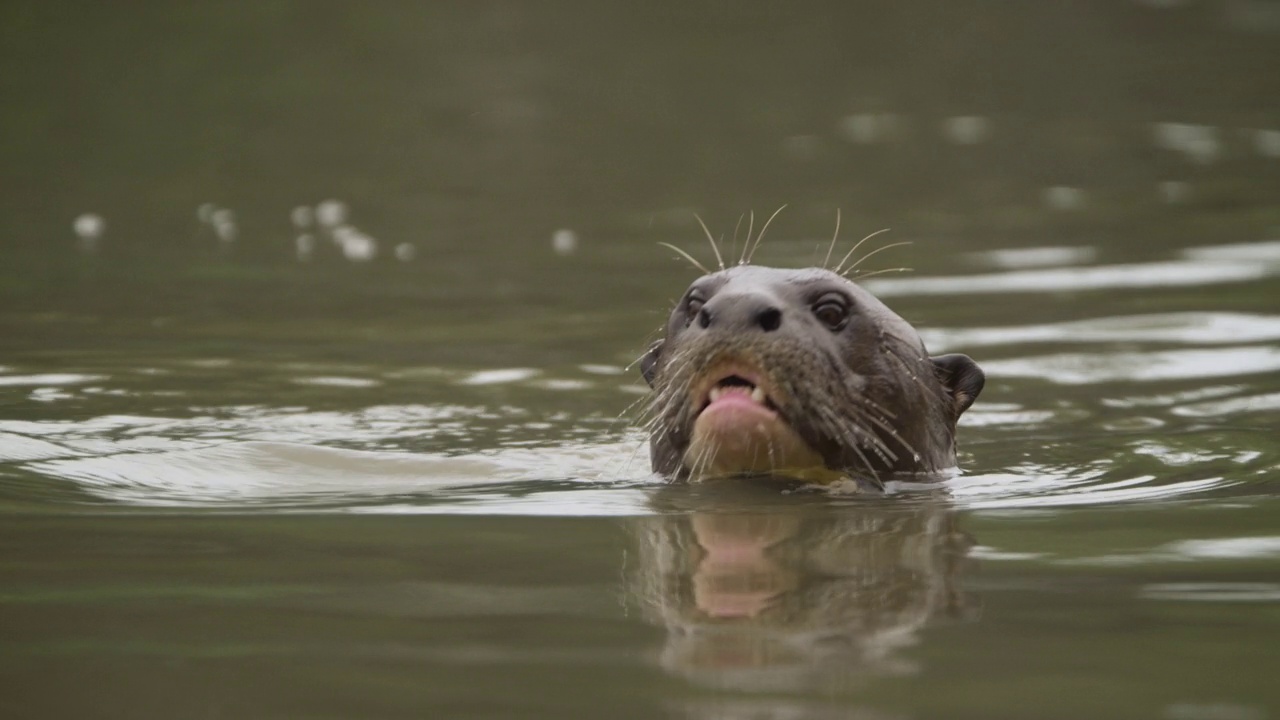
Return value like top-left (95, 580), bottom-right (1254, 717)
top-left (640, 265), bottom-right (983, 482)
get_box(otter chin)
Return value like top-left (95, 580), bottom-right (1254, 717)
top-left (640, 264), bottom-right (984, 484)
top-left (685, 360), bottom-right (829, 480)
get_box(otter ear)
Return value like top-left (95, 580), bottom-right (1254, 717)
top-left (639, 339), bottom-right (664, 388)
top-left (931, 354), bottom-right (984, 417)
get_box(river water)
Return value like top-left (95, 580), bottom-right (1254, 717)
top-left (2, 4), bottom-right (1279, 719)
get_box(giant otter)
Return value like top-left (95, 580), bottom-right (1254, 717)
top-left (640, 264), bottom-right (984, 483)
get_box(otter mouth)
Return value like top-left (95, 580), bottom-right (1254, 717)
top-left (682, 362), bottom-right (829, 479)
top-left (696, 370), bottom-right (781, 418)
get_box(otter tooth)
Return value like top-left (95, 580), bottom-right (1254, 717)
top-left (709, 387), bottom-right (723, 402)
top-left (750, 386), bottom-right (765, 404)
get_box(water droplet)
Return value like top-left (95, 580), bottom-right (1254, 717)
top-left (211, 209), bottom-right (237, 242)
top-left (73, 214), bottom-right (104, 239)
top-left (295, 234), bottom-right (315, 261)
top-left (72, 213), bottom-right (104, 254)
top-left (1043, 186), bottom-right (1085, 211)
top-left (840, 113), bottom-right (879, 144)
top-left (1254, 129), bottom-right (1280, 158)
top-left (1158, 180), bottom-right (1191, 204)
top-left (316, 199), bottom-right (347, 227)
top-left (552, 229), bottom-right (578, 256)
top-left (781, 134), bottom-right (822, 160)
top-left (942, 115), bottom-right (990, 145)
top-left (1152, 122), bottom-right (1221, 164)
top-left (196, 203), bottom-right (215, 223)
top-left (215, 223), bottom-right (237, 242)
top-left (291, 206), bottom-right (314, 228)
top-left (394, 242), bottom-right (416, 262)
top-left (340, 232), bottom-right (377, 262)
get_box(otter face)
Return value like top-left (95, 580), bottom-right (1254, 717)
top-left (640, 266), bottom-right (983, 482)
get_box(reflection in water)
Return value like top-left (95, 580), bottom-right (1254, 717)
top-left (626, 489), bottom-right (972, 696)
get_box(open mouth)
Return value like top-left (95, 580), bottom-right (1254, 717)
top-left (684, 364), bottom-right (830, 479)
top-left (696, 369), bottom-right (781, 417)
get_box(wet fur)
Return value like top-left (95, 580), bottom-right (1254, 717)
top-left (640, 265), bottom-right (983, 482)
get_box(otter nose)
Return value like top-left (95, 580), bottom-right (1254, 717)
top-left (697, 293), bottom-right (784, 332)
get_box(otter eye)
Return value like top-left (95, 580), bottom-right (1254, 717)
top-left (812, 296), bottom-right (849, 331)
top-left (685, 292), bottom-right (706, 325)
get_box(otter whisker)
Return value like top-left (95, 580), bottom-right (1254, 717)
top-left (744, 204), bottom-right (787, 265)
top-left (827, 416), bottom-right (881, 479)
top-left (657, 242), bottom-right (710, 275)
top-left (823, 393), bottom-right (906, 467)
top-left (831, 385), bottom-right (907, 451)
top-left (616, 394), bottom-right (653, 423)
top-left (833, 227), bottom-right (891, 274)
top-left (811, 403), bottom-right (883, 469)
top-left (822, 207), bottom-right (842, 270)
top-left (850, 394), bottom-right (899, 422)
top-left (852, 408), bottom-right (915, 462)
top-left (693, 214), bottom-right (726, 271)
top-left (850, 267), bottom-right (912, 282)
top-left (841, 241), bottom-right (914, 277)
top-left (732, 213), bottom-right (745, 265)
top-left (688, 439), bottom-right (719, 480)
top-left (739, 210), bottom-right (755, 265)
top-left (882, 343), bottom-right (937, 401)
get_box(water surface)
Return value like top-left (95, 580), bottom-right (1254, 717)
top-left (2, 3), bottom-right (1279, 719)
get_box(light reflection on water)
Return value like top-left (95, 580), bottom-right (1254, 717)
top-left (2, 241), bottom-right (1276, 518)
top-left (2, 252), bottom-right (1269, 515)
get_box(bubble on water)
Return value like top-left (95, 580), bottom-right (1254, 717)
top-left (1158, 180), bottom-right (1191, 204)
top-left (1152, 122), bottom-right (1221, 164)
top-left (316, 199), bottom-right (347, 228)
top-left (331, 225), bottom-right (356, 246)
top-left (839, 113), bottom-right (898, 144)
top-left (781, 134), bottom-right (822, 160)
top-left (1253, 128), bottom-right (1280, 158)
top-left (1165, 697), bottom-right (1271, 719)
top-left (340, 232), bottom-right (377, 262)
top-left (552, 228), bottom-right (578, 256)
top-left (73, 213), bottom-right (104, 239)
top-left (295, 234), bottom-right (315, 262)
top-left (942, 115), bottom-right (990, 145)
top-left (211, 209), bottom-right (237, 242)
top-left (1043, 186), bottom-right (1085, 211)
top-left (196, 203), bottom-right (215, 223)
top-left (72, 214), bottom-right (104, 254)
top-left (394, 242), bottom-right (416, 262)
top-left (291, 206), bottom-right (313, 228)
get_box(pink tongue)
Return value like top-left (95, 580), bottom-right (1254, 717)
top-left (708, 386), bottom-right (757, 408)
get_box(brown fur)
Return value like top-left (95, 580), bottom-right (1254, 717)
top-left (640, 266), bottom-right (983, 482)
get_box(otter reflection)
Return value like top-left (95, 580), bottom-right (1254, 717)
top-left (626, 486), bottom-right (973, 693)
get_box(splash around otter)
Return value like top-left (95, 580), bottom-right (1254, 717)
top-left (640, 264), bottom-right (984, 484)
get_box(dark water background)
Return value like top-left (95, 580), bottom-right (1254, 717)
top-left (3, 3), bottom-right (1280, 718)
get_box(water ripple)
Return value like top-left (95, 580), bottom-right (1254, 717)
top-left (865, 239), bottom-right (1280, 297)
top-left (924, 312), bottom-right (1280, 352)
top-left (982, 346), bottom-right (1280, 384)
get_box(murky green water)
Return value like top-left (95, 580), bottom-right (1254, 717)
top-left (3, 4), bottom-right (1280, 719)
